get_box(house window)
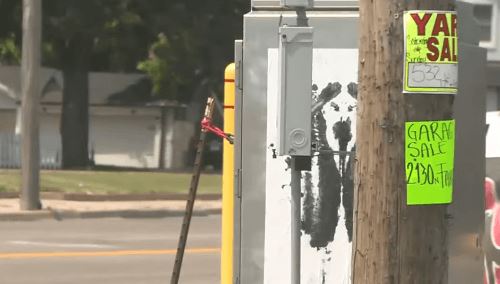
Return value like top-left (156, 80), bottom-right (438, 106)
top-left (473, 2), bottom-right (498, 49)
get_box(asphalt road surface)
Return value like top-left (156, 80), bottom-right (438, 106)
top-left (0, 215), bottom-right (221, 284)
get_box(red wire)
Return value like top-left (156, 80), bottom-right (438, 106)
top-left (201, 117), bottom-right (233, 143)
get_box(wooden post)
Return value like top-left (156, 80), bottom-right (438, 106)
top-left (353, 1), bottom-right (455, 283)
top-left (20, 0), bottom-right (42, 210)
top-left (170, 97), bottom-right (215, 284)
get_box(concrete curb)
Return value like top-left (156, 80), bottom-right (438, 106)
top-left (0, 192), bottom-right (222, 202)
top-left (0, 208), bottom-right (221, 221)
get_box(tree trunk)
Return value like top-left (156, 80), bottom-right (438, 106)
top-left (353, 1), bottom-right (455, 283)
top-left (61, 34), bottom-right (91, 169)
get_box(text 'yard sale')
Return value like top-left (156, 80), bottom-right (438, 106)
top-left (404, 11), bottom-right (458, 94)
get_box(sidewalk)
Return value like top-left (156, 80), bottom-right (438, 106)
top-left (0, 198), bottom-right (221, 221)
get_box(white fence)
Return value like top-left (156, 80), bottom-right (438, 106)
top-left (0, 133), bottom-right (61, 169)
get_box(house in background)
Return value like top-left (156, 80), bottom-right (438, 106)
top-left (0, 66), bottom-right (194, 170)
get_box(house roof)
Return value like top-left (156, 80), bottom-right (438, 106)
top-left (0, 66), bottom-right (60, 101)
top-left (0, 65), bottom-right (165, 107)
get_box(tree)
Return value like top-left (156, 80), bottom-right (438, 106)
top-left (0, 0), bottom-right (157, 168)
top-left (43, 0), bottom-right (155, 168)
top-left (136, 0), bottom-right (247, 103)
top-left (0, 0), bottom-right (247, 168)
top-left (0, 0), bottom-right (23, 64)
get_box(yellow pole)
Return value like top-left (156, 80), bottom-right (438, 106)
top-left (221, 63), bottom-right (235, 284)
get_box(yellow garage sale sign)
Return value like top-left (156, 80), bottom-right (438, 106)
top-left (405, 120), bottom-right (455, 205)
top-left (404, 11), bottom-right (458, 94)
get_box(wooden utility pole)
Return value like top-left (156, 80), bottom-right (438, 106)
top-left (20, 0), bottom-right (42, 210)
top-left (353, 1), bottom-right (455, 283)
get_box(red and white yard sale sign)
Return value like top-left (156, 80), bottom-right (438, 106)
top-left (404, 11), bottom-right (458, 94)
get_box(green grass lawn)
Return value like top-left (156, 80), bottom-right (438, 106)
top-left (0, 170), bottom-right (221, 195)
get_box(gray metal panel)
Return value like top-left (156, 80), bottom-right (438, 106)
top-left (487, 62), bottom-right (500, 87)
top-left (252, 0), bottom-right (358, 9)
top-left (277, 26), bottom-right (313, 156)
top-left (448, 3), bottom-right (487, 282)
top-left (486, 158), bottom-right (500, 183)
top-left (448, 42), bottom-right (486, 284)
top-left (457, 2), bottom-right (481, 45)
top-left (240, 10), bottom-right (358, 284)
top-left (233, 39), bottom-right (243, 284)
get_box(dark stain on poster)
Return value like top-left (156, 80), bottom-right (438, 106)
top-left (302, 82), bottom-right (357, 249)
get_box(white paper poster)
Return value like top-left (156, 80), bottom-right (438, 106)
top-left (264, 49), bottom-right (358, 284)
top-left (487, 111), bottom-right (500, 158)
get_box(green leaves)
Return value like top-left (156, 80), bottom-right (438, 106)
top-left (137, 32), bottom-right (200, 101)
top-left (136, 0), bottom-right (247, 102)
top-left (0, 0), bottom-right (247, 103)
top-left (137, 34), bottom-right (171, 98)
top-left (0, 35), bottom-right (20, 64)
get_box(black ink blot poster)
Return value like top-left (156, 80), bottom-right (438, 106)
top-left (265, 49), bottom-right (357, 284)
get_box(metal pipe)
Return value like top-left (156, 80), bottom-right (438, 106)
top-left (291, 158), bottom-right (301, 284)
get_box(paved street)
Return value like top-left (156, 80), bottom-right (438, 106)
top-left (0, 215), bottom-right (221, 284)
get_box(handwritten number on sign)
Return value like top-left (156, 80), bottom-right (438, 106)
top-left (407, 162), bottom-right (436, 185)
top-left (411, 64), bottom-right (425, 83)
top-left (411, 64), bottom-right (440, 83)
top-left (410, 63), bottom-right (456, 88)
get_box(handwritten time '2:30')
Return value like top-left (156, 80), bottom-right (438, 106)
top-left (406, 121), bottom-right (453, 188)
